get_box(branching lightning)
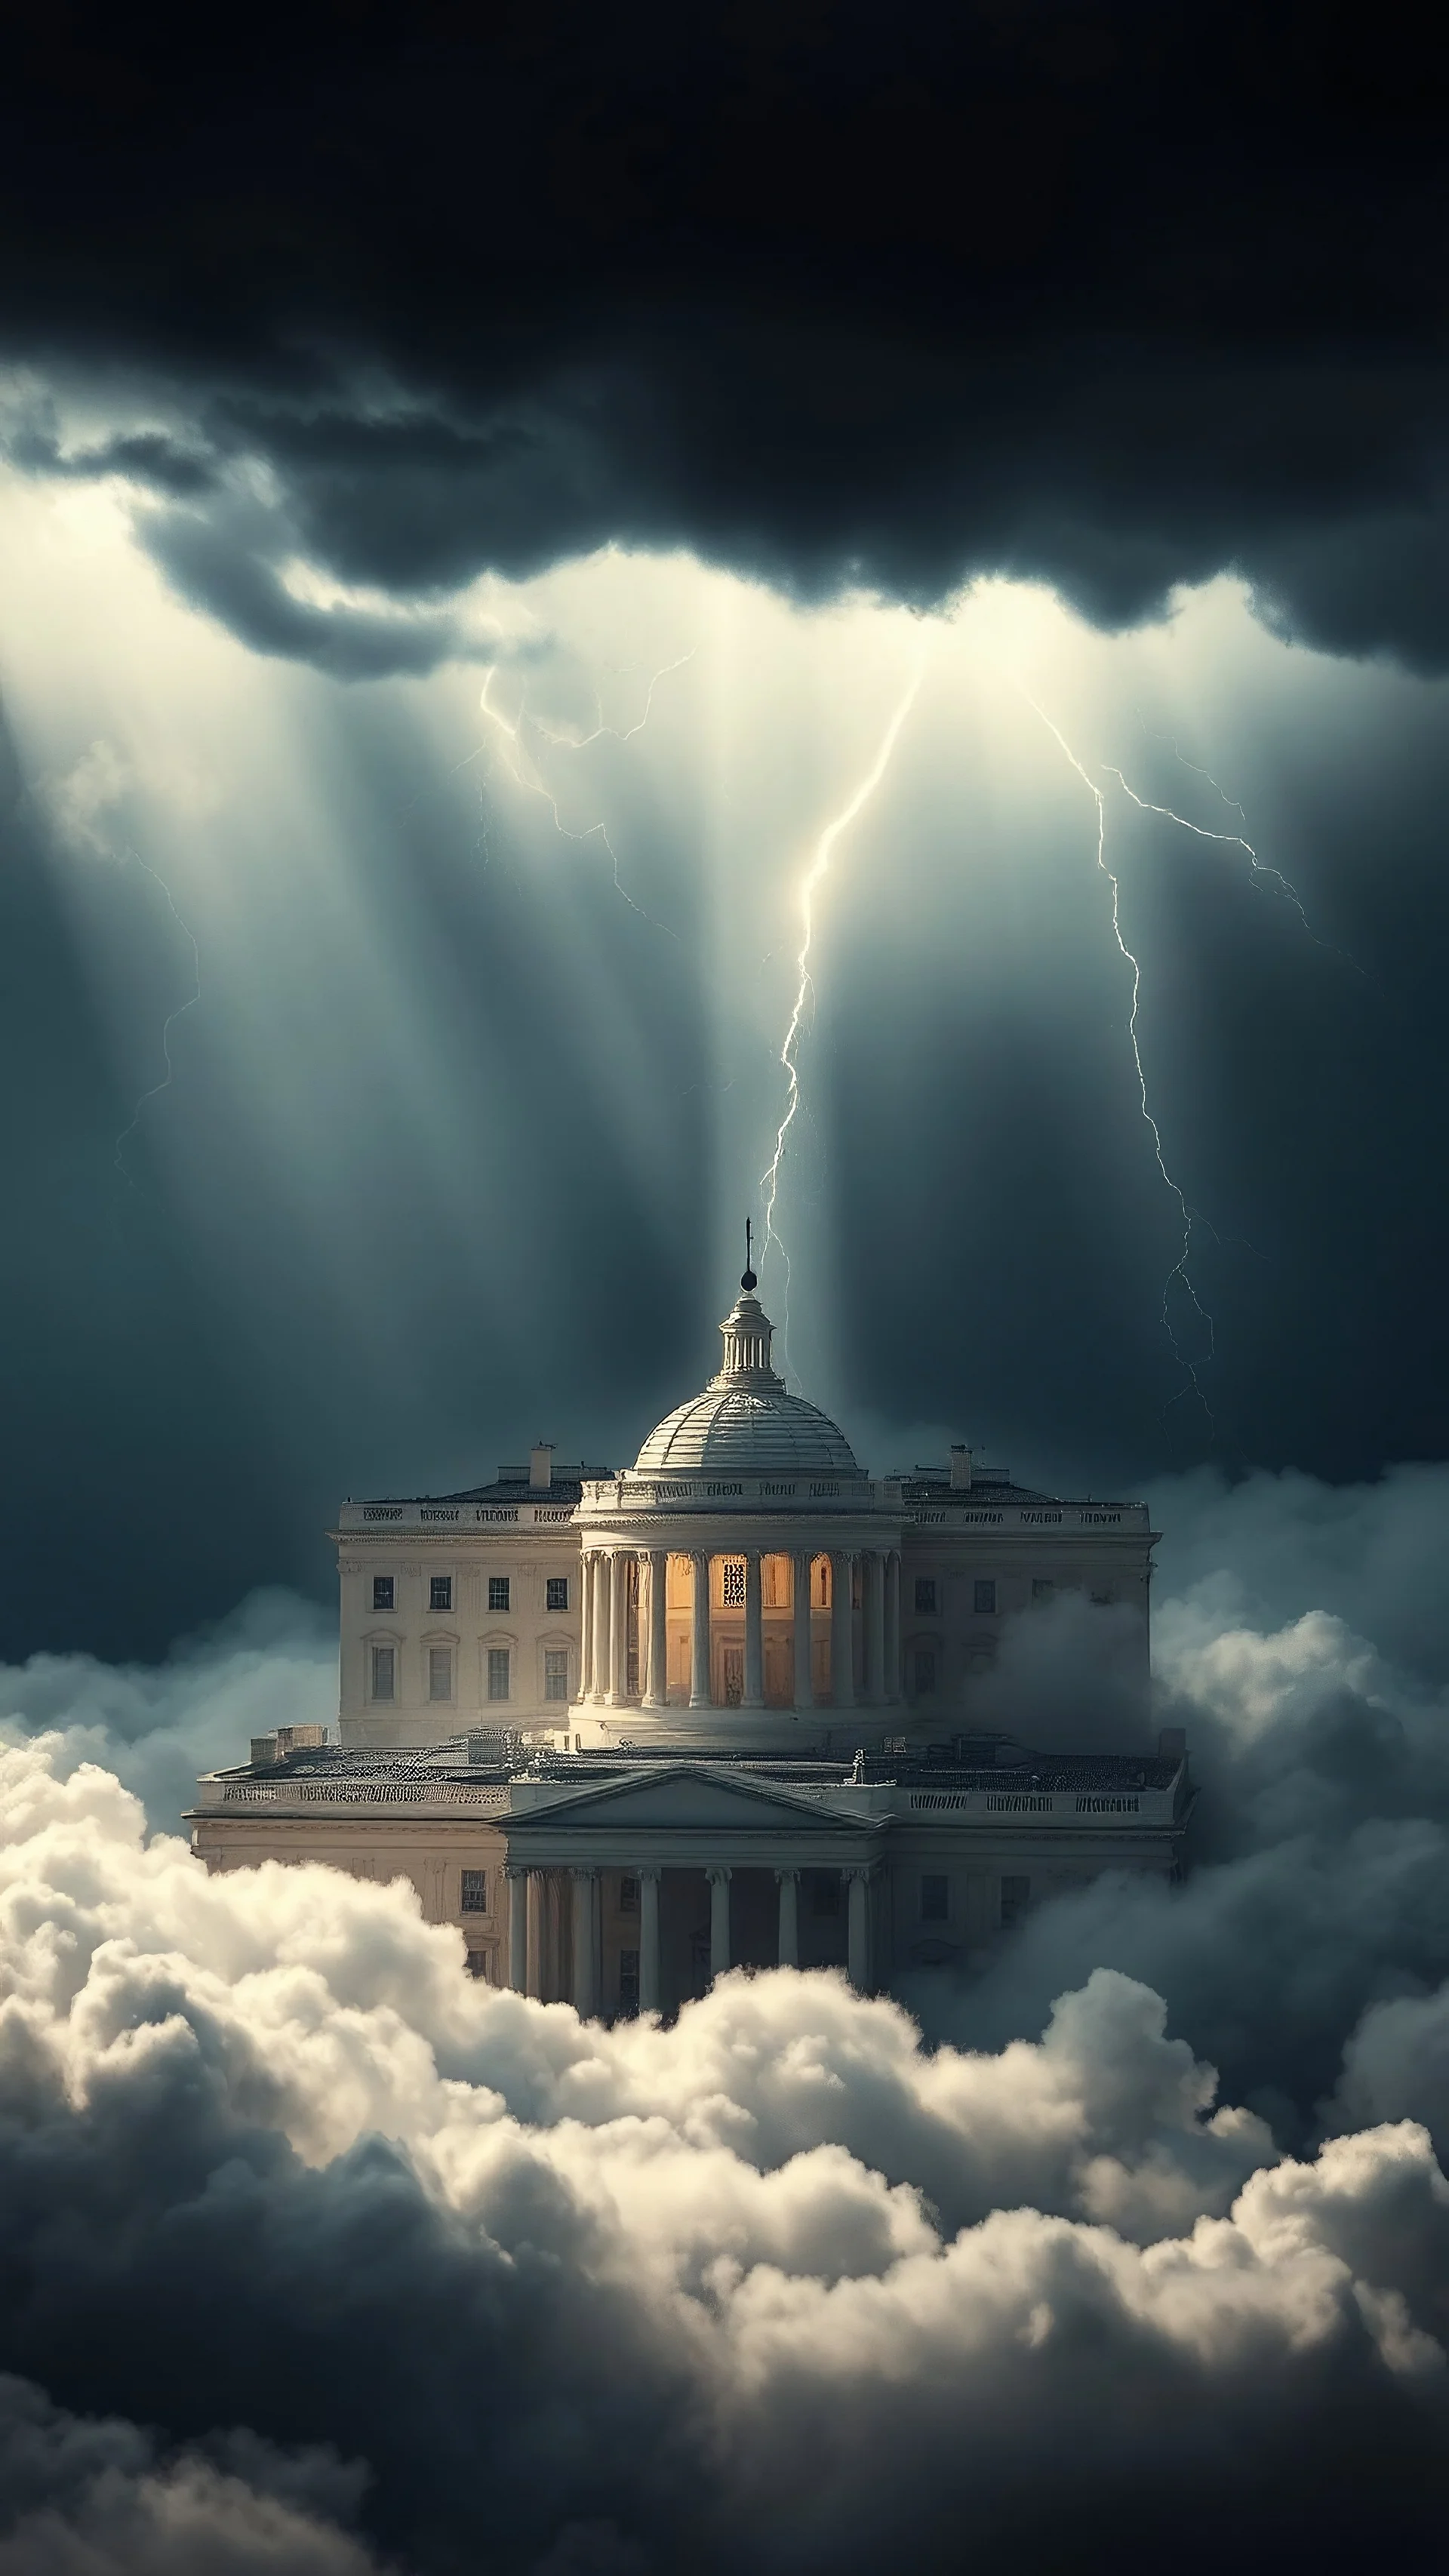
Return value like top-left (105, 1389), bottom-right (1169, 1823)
top-left (457, 654), bottom-right (691, 940)
top-left (113, 852), bottom-right (202, 1180)
top-left (1019, 692), bottom-right (1216, 1419)
top-left (760, 671), bottom-right (923, 1372)
top-left (1110, 736), bottom-right (1359, 971)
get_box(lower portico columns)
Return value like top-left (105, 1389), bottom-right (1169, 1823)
top-left (689, 1553), bottom-right (712, 1709)
top-left (830, 1550), bottom-right (856, 1710)
top-left (864, 1550), bottom-right (886, 1703)
top-left (579, 1556), bottom-right (595, 1700)
top-left (506, 1865), bottom-right (528, 1993)
top-left (846, 1867), bottom-right (871, 1990)
top-left (608, 1552), bottom-right (630, 1706)
top-left (775, 1867), bottom-right (799, 1967)
top-left (571, 1867), bottom-right (598, 2017)
top-left (638, 1867), bottom-right (661, 2011)
top-left (884, 1549), bottom-right (901, 1702)
top-left (590, 1553), bottom-right (610, 1705)
top-left (792, 1551), bottom-right (814, 1710)
top-left (743, 1550), bottom-right (764, 1709)
top-left (644, 1550), bottom-right (668, 1708)
top-left (707, 1865), bottom-right (732, 1977)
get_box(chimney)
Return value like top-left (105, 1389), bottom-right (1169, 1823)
top-left (949, 1444), bottom-right (972, 1491)
top-left (529, 1442), bottom-right (554, 1491)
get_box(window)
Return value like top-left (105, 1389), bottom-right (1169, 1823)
top-left (1032, 1578), bottom-right (1054, 1602)
top-left (619, 1948), bottom-right (640, 2015)
top-left (619, 1874), bottom-right (639, 1914)
top-left (974, 1578), bottom-right (997, 1615)
top-left (546, 1576), bottom-right (569, 1612)
top-left (488, 1646), bottom-right (510, 1702)
top-left (460, 1870), bottom-right (488, 1913)
top-left (429, 1645), bottom-right (452, 1702)
top-left (913, 1647), bottom-right (937, 1696)
top-left (466, 1950), bottom-right (488, 1980)
top-left (1000, 1875), bottom-right (1031, 1930)
top-left (914, 1576), bottom-right (937, 1614)
top-left (371, 1575), bottom-right (395, 1612)
top-left (430, 1574), bottom-right (452, 1614)
top-left (721, 1559), bottom-right (745, 1606)
top-left (543, 1648), bottom-right (569, 1701)
top-left (921, 1873), bottom-right (949, 1923)
top-left (370, 1643), bottom-right (395, 1702)
top-left (810, 1870), bottom-right (841, 1919)
top-left (488, 1576), bottom-right (510, 1613)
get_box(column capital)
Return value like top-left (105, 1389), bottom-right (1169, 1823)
top-left (503, 1862), bottom-right (529, 1881)
top-left (569, 1864), bottom-right (598, 1884)
top-left (635, 1863), bottom-right (662, 1882)
top-left (705, 1864), bottom-right (733, 1885)
top-left (843, 1862), bottom-right (875, 1883)
top-left (773, 1866), bottom-right (800, 1885)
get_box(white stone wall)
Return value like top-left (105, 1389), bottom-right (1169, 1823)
top-left (337, 1534), bottom-right (583, 1750)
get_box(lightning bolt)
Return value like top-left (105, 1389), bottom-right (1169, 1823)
top-left (1019, 693), bottom-right (1215, 1420)
top-left (1109, 734), bottom-right (1359, 971)
top-left (113, 851), bottom-right (202, 1179)
top-left (459, 656), bottom-right (689, 940)
top-left (760, 669), bottom-right (923, 1373)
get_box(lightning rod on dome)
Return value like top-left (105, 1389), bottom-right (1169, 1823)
top-left (742, 1218), bottom-right (757, 1294)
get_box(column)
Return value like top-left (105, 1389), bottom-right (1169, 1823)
top-left (830, 1550), bottom-right (856, 1710)
top-left (689, 1552), bottom-right (712, 1708)
top-left (525, 1869), bottom-right (546, 1999)
top-left (776, 1867), bottom-right (799, 1967)
top-left (644, 1550), bottom-right (668, 1709)
top-left (846, 1867), bottom-right (870, 1990)
top-left (884, 1550), bottom-right (901, 1703)
top-left (571, 1867), bottom-right (598, 2017)
top-left (580, 1555), bottom-right (595, 1700)
top-left (707, 1865), bottom-right (731, 1977)
top-left (591, 1553), bottom-right (610, 1705)
top-left (638, 1866), bottom-right (661, 2012)
top-left (506, 1865), bottom-right (528, 1993)
top-left (743, 1550), bottom-right (764, 1709)
top-left (864, 1550), bottom-right (886, 1703)
top-left (792, 1551), bottom-right (815, 1710)
top-left (606, 1551), bottom-right (630, 1705)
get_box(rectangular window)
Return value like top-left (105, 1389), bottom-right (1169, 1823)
top-left (371, 1575), bottom-right (395, 1612)
top-left (619, 1874), bottom-right (639, 1914)
top-left (810, 1870), bottom-right (841, 1919)
top-left (1001, 1874), bottom-right (1031, 1930)
top-left (488, 1646), bottom-right (510, 1702)
top-left (543, 1648), bottom-right (569, 1701)
top-left (721, 1559), bottom-right (746, 1606)
top-left (488, 1576), bottom-right (510, 1614)
top-left (430, 1574), bottom-right (452, 1613)
top-left (619, 1948), bottom-right (640, 2015)
top-left (460, 1869), bottom-right (488, 1913)
top-left (912, 1646), bottom-right (937, 1696)
top-left (914, 1576), bottom-right (937, 1614)
top-left (974, 1578), bottom-right (997, 1614)
top-left (921, 1873), bottom-right (949, 1923)
top-left (370, 1643), bottom-right (395, 1702)
top-left (429, 1645), bottom-right (452, 1702)
top-left (546, 1576), bottom-right (568, 1612)
top-left (1032, 1578), bottom-right (1054, 1602)
top-left (466, 1950), bottom-right (488, 1980)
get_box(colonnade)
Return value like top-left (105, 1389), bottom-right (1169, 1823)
top-left (576, 1545), bottom-right (903, 1711)
top-left (504, 1859), bottom-right (873, 2008)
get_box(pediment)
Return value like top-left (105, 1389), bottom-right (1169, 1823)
top-left (515, 1765), bottom-right (869, 1833)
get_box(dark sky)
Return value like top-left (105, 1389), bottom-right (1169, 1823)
top-left (2, 1), bottom-right (1449, 1662)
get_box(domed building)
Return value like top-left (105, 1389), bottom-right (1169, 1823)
top-left (191, 1256), bottom-right (1189, 2017)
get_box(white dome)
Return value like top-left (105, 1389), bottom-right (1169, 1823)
top-left (632, 1277), bottom-right (861, 1477)
top-left (634, 1385), bottom-right (860, 1475)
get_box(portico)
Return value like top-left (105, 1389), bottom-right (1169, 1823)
top-left (502, 1759), bottom-right (884, 2011)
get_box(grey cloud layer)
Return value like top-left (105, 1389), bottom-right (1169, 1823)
top-left (6, 1464), bottom-right (1449, 2565)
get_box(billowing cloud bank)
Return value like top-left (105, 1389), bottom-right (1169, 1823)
top-left (7, 1465), bottom-right (1449, 2568)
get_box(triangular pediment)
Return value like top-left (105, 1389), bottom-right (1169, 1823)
top-left (513, 1765), bottom-right (871, 1833)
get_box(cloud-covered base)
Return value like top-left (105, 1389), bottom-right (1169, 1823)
top-left (7, 1465), bottom-right (1449, 2568)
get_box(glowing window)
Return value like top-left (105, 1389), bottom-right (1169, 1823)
top-left (721, 1560), bottom-right (746, 1606)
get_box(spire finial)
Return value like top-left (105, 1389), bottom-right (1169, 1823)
top-left (741, 1217), bottom-right (757, 1293)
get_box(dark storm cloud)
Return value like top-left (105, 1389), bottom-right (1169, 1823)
top-left (3, 4), bottom-right (1449, 666)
